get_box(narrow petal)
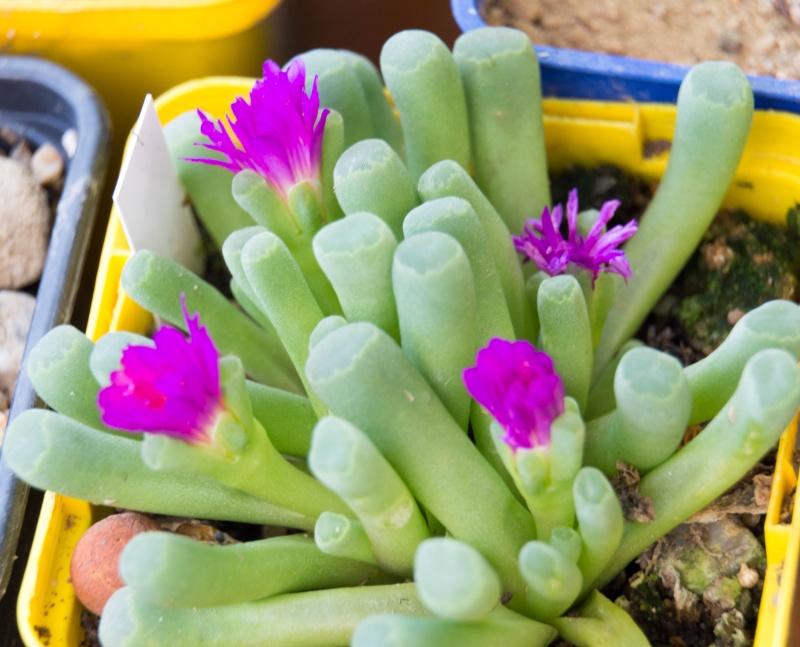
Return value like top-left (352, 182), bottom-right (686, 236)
top-left (514, 204), bottom-right (571, 277)
top-left (566, 189), bottom-right (580, 245)
top-left (188, 58), bottom-right (328, 200)
top-left (515, 189), bottom-right (636, 284)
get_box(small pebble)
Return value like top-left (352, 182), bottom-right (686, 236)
top-left (62, 129), bottom-right (78, 159)
top-left (541, 14), bottom-right (570, 29)
top-left (726, 308), bottom-right (746, 325)
top-left (737, 563), bottom-right (760, 589)
top-left (606, 38), bottom-right (625, 55)
top-left (651, 3), bottom-right (668, 20)
top-left (10, 140), bottom-right (32, 167)
top-left (173, 521), bottom-right (236, 545)
top-left (30, 143), bottom-right (64, 186)
top-left (0, 126), bottom-right (19, 147)
top-left (601, 0), bottom-right (620, 21)
top-left (718, 29), bottom-right (743, 54)
top-left (754, 33), bottom-right (777, 55)
top-left (70, 512), bottom-right (160, 615)
top-left (0, 291), bottom-right (36, 402)
top-left (757, 0), bottom-right (775, 16)
top-left (505, 0), bottom-right (543, 23)
top-left (0, 157), bottom-right (50, 289)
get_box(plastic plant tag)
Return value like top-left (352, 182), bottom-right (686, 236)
top-left (113, 94), bottom-right (204, 275)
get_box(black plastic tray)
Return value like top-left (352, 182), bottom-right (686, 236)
top-left (0, 56), bottom-right (110, 643)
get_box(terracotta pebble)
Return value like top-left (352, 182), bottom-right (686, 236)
top-left (70, 512), bottom-right (160, 615)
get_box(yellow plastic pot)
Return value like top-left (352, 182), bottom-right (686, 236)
top-left (1, 1), bottom-right (282, 153)
top-left (16, 77), bottom-right (800, 646)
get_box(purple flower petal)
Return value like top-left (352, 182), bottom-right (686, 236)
top-left (186, 58), bottom-right (329, 201)
top-left (463, 339), bottom-right (565, 452)
top-left (98, 296), bottom-right (224, 444)
top-left (513, 189), bottom-right (637, 284)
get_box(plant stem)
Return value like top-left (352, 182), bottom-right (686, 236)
top-left (393, 231), bottom-right (477, 431)
top-left (414, 537), bottom-right (501, 621)
top-left (26, 324), bottom-right (103, 430)
top-left (241, 231), bottom-right (328, 417)
top-left (595, 349), bottom-right (800, 589)
top-left (537, 274), bottom-right (593, 412)
top-left (315, 513), bottom-right (377, 565)
top-left (453, 26), bottom-right (550, 233)
top-left (594, 62), bottom-right (754, 375)
top-left (99, 583), bottom-right (426, 647)
top-left (352, 605), bottom-right (557, 647)
top-left (519, 540), bottom-right (582, 621)
top-left (120, 533), bottom-right (390, 608)
top-left (417, 160), bottom-right (535, 342)
top-left (313, 211), bottom-right (400, 340)
top-left (306, 322), bottom-right (537, 614)
top-left (121, 250), bottom-right (300, 393)
top-left (309, 416), bottom-right (430, 577)
top-left (332, 139), bottom-right (419, 240)
top-left (3, 410), bottom-right (315, 529)
top-left (548, 590), bottom-right (651, 647)
top-left (380, 30), bottom-right (471, 182)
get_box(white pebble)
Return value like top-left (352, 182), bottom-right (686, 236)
top-left (62, 129), bottom-right (78, 159)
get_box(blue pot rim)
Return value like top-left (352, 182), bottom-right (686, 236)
top-left (451, 0), bottom-right (800, 114)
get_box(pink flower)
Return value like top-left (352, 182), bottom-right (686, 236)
top-left (513, 189), bottom-right (638, 283)
top-left (463, 339), bottom-right (565, 451)
top-left (188, 59), bottom-right (329, 201)
top-left (98, 297), bottom-right (223, 443)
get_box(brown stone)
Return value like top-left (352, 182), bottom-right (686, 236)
top-left (30, 143), bottom-right (64, 186)
top-left (70, 512), bottom-right (160, 615)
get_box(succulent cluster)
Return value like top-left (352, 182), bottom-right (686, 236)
top-left (5, 27), bottom-right (800, 647)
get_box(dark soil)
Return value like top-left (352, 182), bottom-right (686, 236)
top-left (550, 165), bottom-right (800, 366)
top-left (550, 164), bottom-right (800, 647)
top-left (80, 612), bottom-right (100, 647)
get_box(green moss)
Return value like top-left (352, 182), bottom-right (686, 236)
top-left (674, 210), bottom-right (798, 355)
top-left (715, 578), bottom-right (743, 605)
top-left (676, 547), bottom-right (723, 592)
top-left (626, 570), bottom-right (671, 622)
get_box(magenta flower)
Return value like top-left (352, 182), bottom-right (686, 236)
top-left (189, 58), bottom-right (329, 201)
top-left (98, 297), bottom-right (224, 444)
top-left (513, 189), bottom-right (638, 283)
top-left (463, 338), bottom-right (565, 451)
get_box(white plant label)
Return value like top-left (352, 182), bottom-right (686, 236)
top-left (113, 94), bottom-right (204, 275)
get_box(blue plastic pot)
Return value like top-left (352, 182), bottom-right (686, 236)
top-left (451, 0), bottom-right (800, 114)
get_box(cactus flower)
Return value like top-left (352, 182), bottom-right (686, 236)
top-left (190, 59), bottom-right (329, 200)
top-left (98, 297), bottom-right (224, 443)
top-left (513, 189), bottom-right (637, 283)
top-left (463, 338), bottom-right (565, 451)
